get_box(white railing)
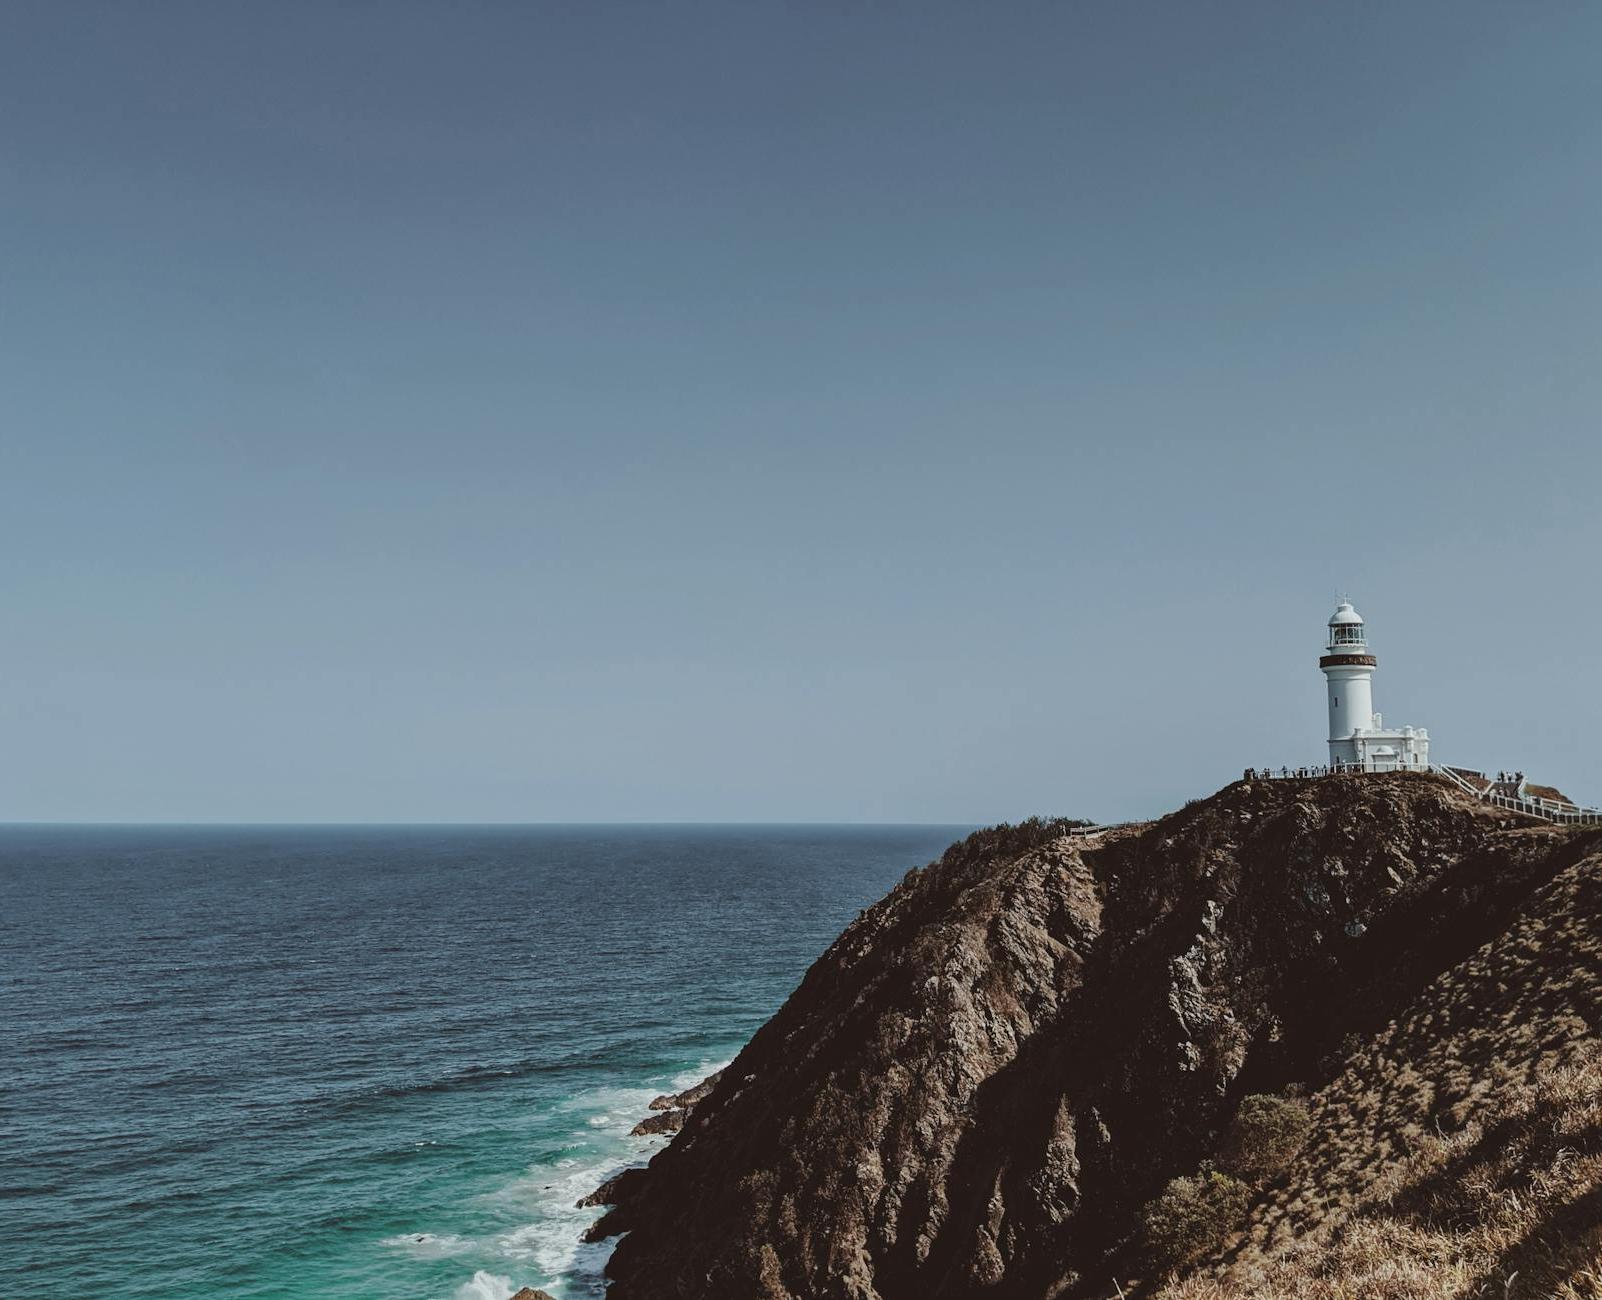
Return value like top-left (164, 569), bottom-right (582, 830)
top-left (1064, 821), bottom-right (1141, 836)
top-left (1429, 764), bottom-right (1602, 825)
top-left (1430, 763), bottom-right (1485, 798)
top-left (1482, 791), bottom-right (1602, 825)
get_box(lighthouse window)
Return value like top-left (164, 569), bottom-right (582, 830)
top-left (1332, 625), bottom-right (1364, 645)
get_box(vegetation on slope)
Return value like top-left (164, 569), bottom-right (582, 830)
top-left (1159, 1047), bottom-right (1602, 1299)
top-left (1154, 823), bottom-right (1602, 1300)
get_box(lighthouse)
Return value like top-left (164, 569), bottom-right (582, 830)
top-left (1319, 600), bottom-right (1430, 772)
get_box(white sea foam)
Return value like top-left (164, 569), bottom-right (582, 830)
top-left (668, 1056), bottom-right (731, 1091)
top-left (482, 1140), bottom-right (652, 1289)
top-left (454, 1271), bottom-right (517, 1300)
top-left (493, 1060), bottom-right (735, 1290)
top-left (426, 1059), bottom-right (735, 1299)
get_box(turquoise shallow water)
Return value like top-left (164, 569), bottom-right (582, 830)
top-left (0, 824), bottom-right (965, 1299)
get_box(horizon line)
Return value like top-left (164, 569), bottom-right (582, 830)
top-left (0, 818), bottom-right (990, 829)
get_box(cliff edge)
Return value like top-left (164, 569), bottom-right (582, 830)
top-left (587, 774), bottom-right (1602, 1298)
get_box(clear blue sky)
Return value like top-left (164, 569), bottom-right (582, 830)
top-left (2, 2), bottom-right (1598, 823)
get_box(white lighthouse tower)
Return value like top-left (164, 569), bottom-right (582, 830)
top-left (1320, 599), bottom-right (1430, 772)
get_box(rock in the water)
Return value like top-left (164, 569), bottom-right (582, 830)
top-left (579, 1071), bottom-right (722, 1223)
top-left (576, 1165), bottom-right (648, 1209)
top-left (509, 1289), bottom-right (556, 1300)
top-left (647, 1069), bottom-right (724, 1111)
top-left (630, 1108), bottom-right (685, 1137)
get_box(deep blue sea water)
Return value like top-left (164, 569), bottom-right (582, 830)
top-left (0, 824), bottom-right (965, 1300)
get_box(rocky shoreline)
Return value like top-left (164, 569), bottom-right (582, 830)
top-left (576, 1069), bottom-right (725, 1229)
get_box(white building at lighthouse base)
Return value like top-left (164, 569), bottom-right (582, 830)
top-left (1329, 717), bottom-right (1430, 773)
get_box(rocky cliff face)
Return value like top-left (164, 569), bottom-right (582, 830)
top-left (585, 774), bottom-right (1601, 1299)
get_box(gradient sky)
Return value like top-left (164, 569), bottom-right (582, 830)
top-left (2, 2), bottom-right (1598, 823)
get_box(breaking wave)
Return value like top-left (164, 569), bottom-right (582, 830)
top-left (383, 1060), bottom-right (731, 1299)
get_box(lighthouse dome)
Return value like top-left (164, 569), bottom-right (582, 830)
top-left (1327, 600), bottom-right (1368, 649)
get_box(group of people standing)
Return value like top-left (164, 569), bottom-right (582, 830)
top-left (1243, 764), bottom-right (1354, 781)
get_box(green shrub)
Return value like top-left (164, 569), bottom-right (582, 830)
top-left (1140, 1170), bottom-right (1250, 1273)
top-left (1217, 1093), bottom-right (1313, 1183)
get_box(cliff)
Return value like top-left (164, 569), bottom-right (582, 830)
top-left (586, 774), bottom-right (1602, 1298)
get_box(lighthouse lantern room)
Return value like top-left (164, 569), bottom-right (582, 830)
top-left (1319, 600), bottom-right (1430, 773)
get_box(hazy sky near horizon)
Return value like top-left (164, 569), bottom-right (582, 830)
top-left (2, 2), bottom-right (1599, 823)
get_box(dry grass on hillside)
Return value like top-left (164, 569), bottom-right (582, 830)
top-left (1155, 834), bottom-right (1602, 1300)
top-left (1158, 1041), bottom-right (1602, 1300)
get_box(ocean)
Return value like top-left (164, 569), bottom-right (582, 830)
top-left (0, 823), bottom-right (965, 1300)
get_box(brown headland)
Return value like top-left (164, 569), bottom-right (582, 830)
top-left (581, 772), bottom-right (1602, 1298)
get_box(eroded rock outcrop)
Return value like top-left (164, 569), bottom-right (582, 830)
top-left (649, 1069), bottom-right (723, 1111)
top-left (577, 1068), bottom-right (725, 1213)
top-left (586, 774), bottom-right (1599, 1299)
top-left (630, 1108), bottom-right (685, 1137)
